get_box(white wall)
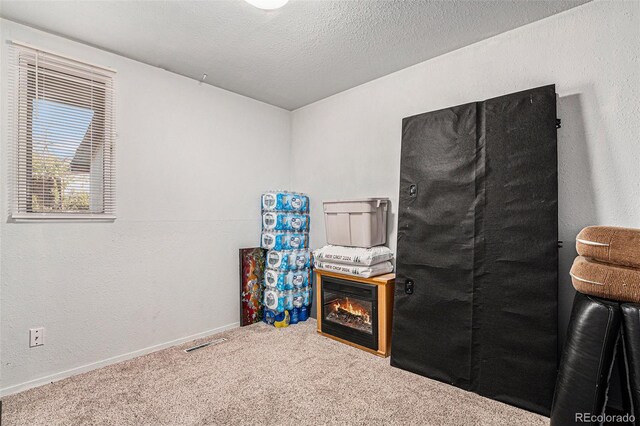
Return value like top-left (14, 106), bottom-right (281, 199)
top-left (1, 0), bottom-right (638, 397)
top-left (0, 19), bottom-right (291, 394)
top-left (291, 0), bottom-right (640, 338)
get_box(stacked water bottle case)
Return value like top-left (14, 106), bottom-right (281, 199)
top-left (261, 191), bottom-right (312, 327)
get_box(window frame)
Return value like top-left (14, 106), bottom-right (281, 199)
top-left (9, 41), bottom-right (116, 221)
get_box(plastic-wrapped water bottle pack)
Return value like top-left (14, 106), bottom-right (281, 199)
top-left (263, 287), bottom-right (312, 316)
top-left (261, 191), bottom-right (312, 327)
top-left (265, 269), bottom-right (311, 291)
top-left (261, 232), bottom-right (308, 251)
top-left (265, 249), bottom-right (312, 271)
top-left (261, 192), bottom-right (309, 213)
top-left (262, 212), bottom-right (309, 232)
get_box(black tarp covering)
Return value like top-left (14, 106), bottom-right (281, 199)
top-left (392, 85), bottom-right (558, 415)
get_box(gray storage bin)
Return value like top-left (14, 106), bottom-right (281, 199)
top-left (323, 198), bottom-right (389, 247)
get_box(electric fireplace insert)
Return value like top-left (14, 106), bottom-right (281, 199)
top-left (320, 276), bottom-right (378, 350)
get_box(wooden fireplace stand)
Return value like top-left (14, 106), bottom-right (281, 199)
top-left (315, 270), bottom-right (395, 357)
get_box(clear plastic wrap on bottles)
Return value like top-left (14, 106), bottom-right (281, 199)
top-left (262, 191), bottom-right (309, 213)
top-left (265, 250), bottom-right (289, 271)
top-left (261, 231), bottom-right (308, 251)
top-left (263, 289), bottom-right (284, 313)
top-left (290, 269), bottom-right (310, 288)
top-left (265, 250), bottom-right (312, 271)
top-left (264, 269), bottom-right (287, 291)
top-left (293, 289), bottom-right (304, 308)
top-left (284, 290), bottom-right (294, 311)
top-left (291, 250), bottom-right (312, 270)
top-left (262, 212), bottom-right (310, 232)
top-left (302, 286), bottom-right (311, 307)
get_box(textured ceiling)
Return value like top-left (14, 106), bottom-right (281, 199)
top-left (0, 0), bottom-right (589, 110)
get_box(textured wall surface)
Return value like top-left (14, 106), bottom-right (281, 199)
top-left (1, 0), bottom-right (638, 398)
top-left (0, 0), bottom-right (587, 110)
top-left (291, 0), bottom-right (640, 337)
top-left (0, 19), bottom-right (291, 394)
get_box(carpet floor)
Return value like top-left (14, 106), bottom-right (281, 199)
top-left (2, 321), bottom-right (548, 425)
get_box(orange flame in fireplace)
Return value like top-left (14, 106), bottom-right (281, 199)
top-left (332, 298), bottom-right (371, 325)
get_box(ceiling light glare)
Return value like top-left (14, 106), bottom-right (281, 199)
top-left (244, 0), bottom-right (289, 10)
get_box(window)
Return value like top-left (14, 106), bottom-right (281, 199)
top-left (8, 42), bottom-right (116, 219)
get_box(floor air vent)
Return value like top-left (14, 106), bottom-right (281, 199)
top-left (184, 338), bottom-right (228, 353)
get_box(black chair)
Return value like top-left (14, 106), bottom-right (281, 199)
top-left (551, 293), bottom-right (638, 425)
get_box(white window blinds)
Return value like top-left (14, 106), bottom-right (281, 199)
top-left (8, 42), bottom-right (116, 219)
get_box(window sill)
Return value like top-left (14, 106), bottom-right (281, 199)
top-left (10, 213), bottom-right (116, 222)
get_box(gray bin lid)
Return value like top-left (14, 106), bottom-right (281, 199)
top-left (323, 198), bottom-right (389, 213)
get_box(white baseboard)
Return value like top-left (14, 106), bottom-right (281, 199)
top-left (0, 322), bottom-right (240, 398)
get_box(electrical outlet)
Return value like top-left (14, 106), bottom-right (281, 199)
top-left (29, 327), bottom-right (44, 347)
